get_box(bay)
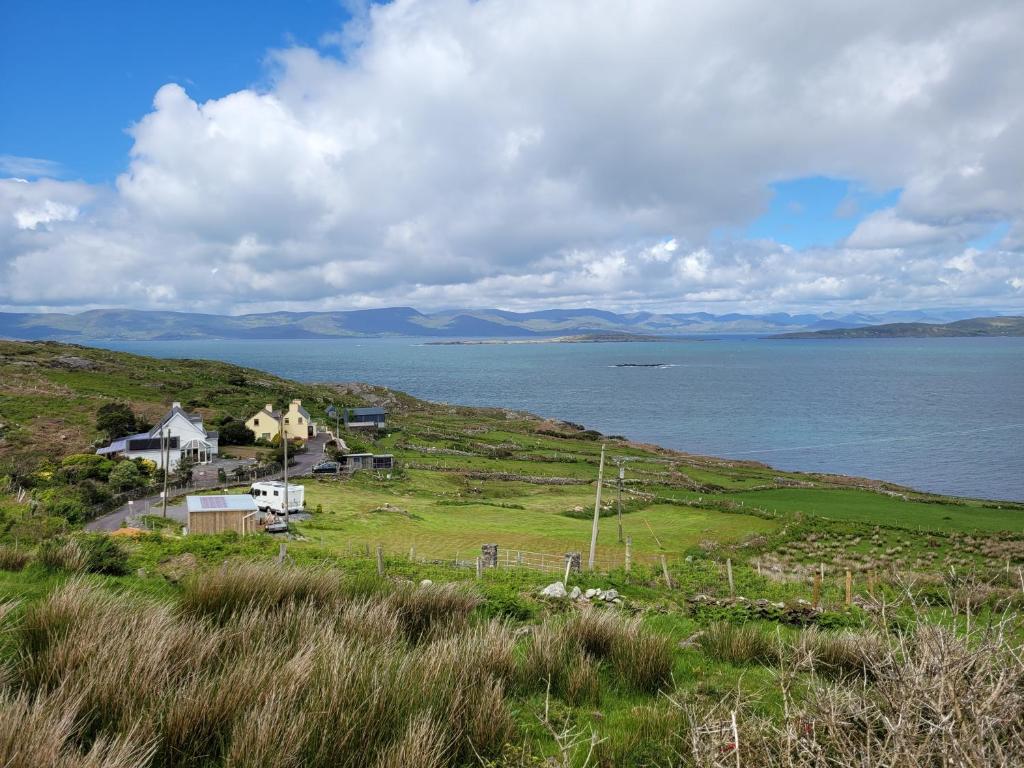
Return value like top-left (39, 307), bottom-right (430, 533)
top-left (99, 337), bottom-right (1024, 501)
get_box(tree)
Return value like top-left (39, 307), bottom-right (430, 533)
top-left (96, 403), bottom-right (140, 440)
top-left (175, 455), bottom-right (196, 483)
top-left (219, 420), bottom-right (255, 446)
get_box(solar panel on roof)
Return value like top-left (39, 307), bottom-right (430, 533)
top-left (200, 496), bottom-right (228, 509)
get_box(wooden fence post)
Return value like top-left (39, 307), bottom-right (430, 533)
top-left (756, 558), bottom-right (762, 577)
top-left (277, 543), bottom-right (287, 565)
top-left (476, 557), bottom-right (483, 579)
top-left (409, 545), bottom-right (415, 561)
top-left (376, 544), bottom-right (385, 577)
top-left (364, 542), bottom-right (370, 558)
top-left (845, 570), bottom-right (853, 608)
top-left (660, 554), bottom-right (673, 589)
top-left (812, 571), bottom-right (821, 609)
top-left (625, 536), bottom-right (633, 574)
top-left (726, 558), bottom-right (735, 596)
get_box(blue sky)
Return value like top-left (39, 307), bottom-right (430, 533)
top-left (743, 178), bottom-right (900, 250)
top-left (0, 0), bottom-right (352, 182)
top-left (0, 0), bottom-right (1020, 314)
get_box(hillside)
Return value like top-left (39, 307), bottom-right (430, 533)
top-left (1, 341), bottom-right (1023, 766)
top-left (0, 306), bottom-right (1001, 341)
top-left (771, 315), bottom-right (1024, 339)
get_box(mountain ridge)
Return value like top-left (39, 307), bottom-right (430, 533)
top-left (0, 307), bottom-right (1014, 341)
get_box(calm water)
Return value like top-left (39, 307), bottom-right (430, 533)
top-left (101, 337), bottom-right (1024, 501)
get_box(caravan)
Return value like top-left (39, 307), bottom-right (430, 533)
top-left (249, 481), bottom-right (305, 514)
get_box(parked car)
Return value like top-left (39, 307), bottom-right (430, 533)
top-left (312, 461), bottom-right (340, 474)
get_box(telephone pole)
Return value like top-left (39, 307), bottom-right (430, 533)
top-left (281, 412), bottom-right (289, 520)
top-left (616, 462), bottom-right (624, 544)
top-left (161, 423), bottom-right (169, 518)
top-left (587, 444), bottom-right (606, 571)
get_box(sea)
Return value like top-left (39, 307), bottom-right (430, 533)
top-left (99, 337), bottom-right (1024, 502)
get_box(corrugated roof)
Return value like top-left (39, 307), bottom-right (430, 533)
top-left (186, 495), bottom-right (259, 513)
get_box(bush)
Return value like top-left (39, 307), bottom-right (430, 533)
top-left (108, 460), bottom-right (143, 492)
top-left (79, 535), bottom-right (130, 576)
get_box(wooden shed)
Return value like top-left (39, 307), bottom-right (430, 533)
top-left (186, 494), bottom-right (260, 535)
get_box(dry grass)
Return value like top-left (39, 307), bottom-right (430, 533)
top-left (0, 545), bottom-right (31, 571)
top-left (3, 570), bottom-right (515, 768)
top-left (674, 617), bottom-right (1024, 767)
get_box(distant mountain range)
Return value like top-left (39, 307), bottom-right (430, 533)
top-left (771, 316), bottom-right (1024, 339)
top-left (0, 307), bottom-right (1015, 341)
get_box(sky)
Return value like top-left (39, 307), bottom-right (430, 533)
top-left (1, 0), bottom-right (1022, 316)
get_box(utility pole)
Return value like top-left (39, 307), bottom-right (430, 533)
top-left (281, 412), bottom-right (289, 520)
top-left (161, 423), bottom-right (169, 518)
top-left (587, 444), bottom-right (606, 571)
top-left (616, 462), bottom-right (625, 544)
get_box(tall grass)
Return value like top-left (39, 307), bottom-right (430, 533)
top-left (0, 545), bottom-right (30, 572)
top-left (698, 621), bottom-right (781, 666)
top-left (3, 568), bottom-right (517, 768)
top-left (522, 609), bottom-right (674, 696)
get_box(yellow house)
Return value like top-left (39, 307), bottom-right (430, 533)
top-left (245, 400), bottom-right (317, 442)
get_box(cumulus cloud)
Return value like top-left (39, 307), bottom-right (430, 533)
top-left (1, 0), bottom-right (1023, 313)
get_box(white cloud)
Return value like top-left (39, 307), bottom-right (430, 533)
top-left (2, 0), bottom-right (1023, 313)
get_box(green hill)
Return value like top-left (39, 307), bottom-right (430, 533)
top-left (771, 315), bottom-right (1024, 339)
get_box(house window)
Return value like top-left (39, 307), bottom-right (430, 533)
top-left (254, 418), bottom-right (259, 425)
top-left (273, 490), bottom-right (279, 497)
top-left (284, 418), bottom-right (290, 424)
top-left (298, 417), bottom-right (303, 423)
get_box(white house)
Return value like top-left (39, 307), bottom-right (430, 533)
top-left (96, 402), bottom-right (219, 470)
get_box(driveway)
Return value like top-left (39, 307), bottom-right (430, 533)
top-left (86, 434), bottom-right (330, 532)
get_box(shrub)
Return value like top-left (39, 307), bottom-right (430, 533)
top-left (107, 460), bottom-right (143, 492)
top-left (79, 535), bottom-right (130, 576)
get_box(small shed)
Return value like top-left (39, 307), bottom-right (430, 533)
top-left (186, 494), bottom-right (261, 535)
top-left (340, 453), bottom-right (394, 471)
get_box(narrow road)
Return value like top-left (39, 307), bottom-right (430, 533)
top-left (86, 435), bottom-right (329, 532)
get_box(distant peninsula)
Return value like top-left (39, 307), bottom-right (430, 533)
top-left (423, 332), bottom-right (678, 345)
top-left (769, 315), bottom-right (1024, 339)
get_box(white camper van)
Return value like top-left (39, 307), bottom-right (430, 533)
top-left (249, 481), bottom-right (305, 514)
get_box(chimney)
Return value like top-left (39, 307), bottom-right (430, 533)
top-left (292, 399), bottom-right (301, 406)
top-left (266, 404), bottom-right (273, 411)
top-left (172, 401), bottom-right (181, 409)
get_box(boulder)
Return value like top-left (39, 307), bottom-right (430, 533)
top-left (419, 579), bottom-right (434, 587)
top-left (569, 586), bottom-right (582, 600)
top-left (540, 581), bottom-right (568, 598)
top-left (601, 589), bottom-right (620, 602)
top-left (585, 588), bottom-right (601, 599)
